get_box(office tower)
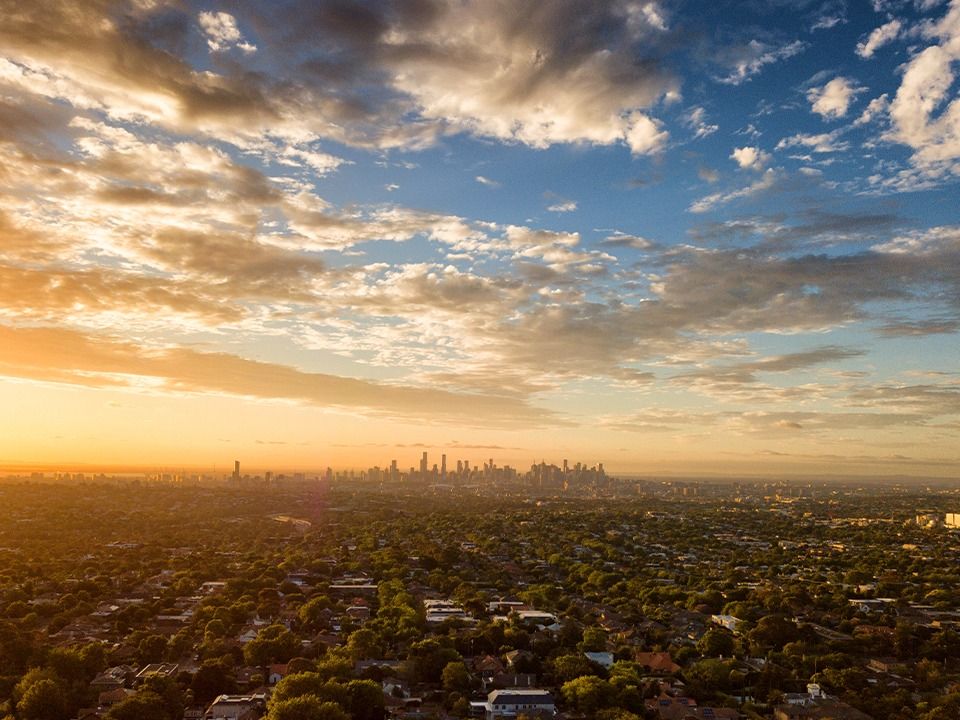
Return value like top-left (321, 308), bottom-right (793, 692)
top-left (232, 460), bottom-right (240, 483)
top-left (420, 451), bottom-right (428, 478)
top-left (441, 454), bottom-right (447, 481)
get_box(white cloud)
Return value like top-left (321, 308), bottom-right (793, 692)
top-left (885, 0), bottom-right (960, 167)
top-left (854, 94), bottom-right (890, 126)
top-left (856, 19), bottom-right (902, 58)
top-left (625, 113), bottom-right (669, 155)
top-left (730, 146), bottom-right (771, 170)
top-left (718, 40), bottom-right (806, 85)
top-left (808, 76), bottom-right (862, 119)
top-left (475, 175), bottom-right (501, 188)
top-left (198, 11), bottom-right (256, 54)
top-left (685, 106), bottom-right (719, 139)
top-left (813, 15), bottom-right (845, 31)
top-left (777, 129), bottom-right (849, 153)
top-left (547, 200), bottom-right (578, 213)
top-left (689, 168), bottom-right (778, 213)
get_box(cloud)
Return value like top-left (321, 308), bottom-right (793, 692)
top-left (689, 209), bottom-right (902, 250)
top-left (856, 18), bottom-right (902, 58)
top-left (689, 168), bottom-right (779, 213)
top-left (807, 76), bottom-right (862, 119)
top-left (717, 39), bottom-right (806, 85)
top-left (884, 0), bottom-right (960, 169)
top-left (598, 233), bottom-right (657, 250)
top-left (604, 408), bottom-right (937, 435)
top-left (381, 1), bottom-right (678, 151)
top-left (475, 175), bottom-right (501, 188)
top-left (698, 166), bottom-right (720, 183)
top-left (730, 146), bottom-right (771, 170)
top-left (853, 94), bottom-right (889, 126)
top-left (0, 324), bottom-right (561, 428)
top-left (0, 1), bottom-right (676, 154)
top-left (685, 106), bottom-right (719, 139)
top-left (878, 318), bottom-right (960, 336)
top-left (777, 129), bottom-right (849, 153)
top-left (198, 11), bottom-right (256, 54)
top-left (669, 346), bottom-right (866, 395)
top-left (625, 113), bottom-right (670, 155)
top-left (547, 200), bottom-right (578, 213)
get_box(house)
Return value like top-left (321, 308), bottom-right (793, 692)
top-left (96, 688), bottom-right (133, 707)
top-left (584, 651), bottom-right (614, 669)
top-left (512, 610), bottom-right (557, 627)
top-left (236, 629), bottom-right (259, 645)
top-left (710, 614), bottom-right (743, 633)
top-left (490, 673), bottom-right (537, 689)
top-left (205, 693), bottom-right (268, 720)
top-left (346, 605), bottom-right (371, 622)
top-left (234, 666), bottom-right (263, 688)
top-left (502, 650), bottom-right (530, 671)
top-left (477, 688), bottom-right (555, 719)
top-left (134, 663), bottom-right (178, 685)
top-left (646, 694), bottom-right (738, 720)
top-left (775, 684), bottom-right (874, 720)
top-left (634, 651), bottom-right (681, 674)
top-left (90, 665), bottom-right (135, 692)
top-left (268, 663), bottom-right (288, 685)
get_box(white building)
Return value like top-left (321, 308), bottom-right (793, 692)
top-left (204, 693), bottom-right (267, 720)
top-left (475, 689), bottom-right (556, 719)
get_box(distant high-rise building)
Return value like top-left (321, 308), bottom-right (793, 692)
top-left (420, 452), bottom-right (428, 478)
top-left (232, 460), bottom-right (240, 483)
top-left (441, 454), bottom-right (447, 481)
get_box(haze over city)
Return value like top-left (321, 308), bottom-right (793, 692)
top-left (1, 0), bottom-right (959, 478)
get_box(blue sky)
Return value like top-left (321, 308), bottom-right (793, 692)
top-left (0, 0), bottom-right (958, 476)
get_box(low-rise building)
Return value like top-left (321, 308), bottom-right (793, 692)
top-left (475, 688), bottom-right (555, 719)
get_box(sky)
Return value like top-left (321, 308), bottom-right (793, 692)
top-left (0, 0), bottom-right (959, 478)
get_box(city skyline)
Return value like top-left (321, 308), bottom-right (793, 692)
top-left (1, 1), bottom-right (959, 478)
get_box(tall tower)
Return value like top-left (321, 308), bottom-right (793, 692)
top-left (232, 460), bottom-right (240, 483)
top-left (441, 454), bottom-right (447, 481)
top-left (420, 451), bottom-right (428, 478)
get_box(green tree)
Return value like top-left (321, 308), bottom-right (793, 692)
top-left (698, 628), bottom-right (735, 657)
top-left (191, 660), bottom-right (237, 703)
top-left (244, 625), bottom-right (302, 666)
top-left (266, 697), bottom-right (349, 720)
top-left (298, 596), bottom-right (333, 631)
top-left (580, 626), bottom-right (608, 652)
top-left (137, 635), bottom-right (169, 664)
top-left (553, 653), bottom-right (599, 682)
top-left (346, 629), bottom-right (380, 662)
top-left (441, 661), bottom-right (472, 694)
top-left (346, 679), bottom-right (386, 720)
top-left (561, 675), bottom-right (616, 715)
top-left (103, 692), bottom-right (169, 720)
top-left (16, 679), bottom-right (67, 720)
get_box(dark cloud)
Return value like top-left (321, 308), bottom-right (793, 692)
top-left (877, 319), bottom-right (960, 337)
